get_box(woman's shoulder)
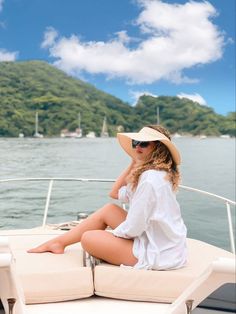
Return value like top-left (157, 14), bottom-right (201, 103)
top-left (140, 169), bottom-right (167, 184)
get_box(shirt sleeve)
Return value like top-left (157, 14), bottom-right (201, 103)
top-left (113, 180), bottom-right (155, 239)
top-left (118, 186), bottom-right (130, 203)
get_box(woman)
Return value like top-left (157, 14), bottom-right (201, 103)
top-left (28, 125), bottom-right (187, 270)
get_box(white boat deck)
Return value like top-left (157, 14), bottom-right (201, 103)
top-left (0, 293), bottom-right (232, 314)
top-left (25, 296), bottom-right (168, 314)
top-left (0, 178), bottom-right (235, 314)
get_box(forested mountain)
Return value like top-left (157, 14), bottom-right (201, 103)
top-left (134, 96), bottom-right (235, 136)
top-left (0, 61), bottom-right (235, 137)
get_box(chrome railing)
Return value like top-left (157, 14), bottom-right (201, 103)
top-left (0, 177), bottom-right (235, 253)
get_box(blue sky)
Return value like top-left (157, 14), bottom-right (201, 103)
top-left (0, 0), bottom-right (235, 115)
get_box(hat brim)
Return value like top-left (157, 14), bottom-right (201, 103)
top-left (117, 127), bottom-right (181, 165)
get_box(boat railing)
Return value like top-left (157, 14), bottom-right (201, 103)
top-left (0, 177), bottom-right (235, 254)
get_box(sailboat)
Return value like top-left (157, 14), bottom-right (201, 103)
top-left (75, 112), bottom-right (82, 138)
top-left (100, 116), bottom-right (109, 137)
top-left (156, 106), bottom-right (160, 125)
top-left (33, 111), bottom-right (43, 138)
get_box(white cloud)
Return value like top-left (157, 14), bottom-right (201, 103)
top-left (115, 31), bottom-right (131, 44)
top-left (0, 0), bottom-right (18, 61)
top-left (41, 0), bottom-right (225, 84)
top-left (41, 27), bottom-right (59, 48)
top-left (130, 90), bottom-right (158, 105)
top-left (177, 93), bottom-right (207, 105)
top-left (0, 49), bottom-right (18, 61)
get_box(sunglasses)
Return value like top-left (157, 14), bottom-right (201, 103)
top-left (132, 140), bottom-right (151, 149)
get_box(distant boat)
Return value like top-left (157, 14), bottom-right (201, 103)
top-left (18, 133), bottom-right (24, 138)
top-left (100, 116), bottom-right (109, 137)
top-left (199, 135), bottom-right (207, 140)
top-left (60, 129), bottom-right (68, 138)
top-left (60, 113), bottom-right (82, 138)
top-left (76, 112), bottom-right (82, 138)
top-left (220, 134), bottom-right (230, 139)
top-left (33, 111), bottom-right (43, 138)
top-left (60, 128), bottom-right (82, 138)
top-left (86, 131), bottom-right (96, 138)
top-left (172, 133), bottom-right (182, 138)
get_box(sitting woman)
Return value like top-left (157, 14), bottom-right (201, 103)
top-left (28, 125), bottom-right (187, 270)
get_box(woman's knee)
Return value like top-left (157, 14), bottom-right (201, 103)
top-left (81, 230), bottom-right (96, 252)
top-left (96, 203), bottom-right (126, 227)
top-left (95, 203), bottom-right (113, 217)
top-left (99, 203), bottom-right (116, 213)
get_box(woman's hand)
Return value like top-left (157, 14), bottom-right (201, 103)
top-left (109, 160), bottom-right (137, 199)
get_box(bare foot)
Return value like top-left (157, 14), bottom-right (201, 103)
top-left (27, 241), bottom-right (65, 254)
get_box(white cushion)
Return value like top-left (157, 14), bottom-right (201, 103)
top-left (94, 238), bottom-right (235, 303)
top-left (6, 232), bottom-right (94, 304)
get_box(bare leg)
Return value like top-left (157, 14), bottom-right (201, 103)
top-left (28, 203), bottom-right (127, 253)
top-left (81, 230), bottom-right (138, 266)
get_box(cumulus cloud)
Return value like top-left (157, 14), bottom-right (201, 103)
top-left (130, 90), bottom-right (158, 105)
top-left (177, 92), bottom-right (207, 105)
top-left (41, 27), bottom-right (59, 48)
top-left (0, 49), bottom-right (18, 61)
top-left (41, 0), bottom-right (225, 84)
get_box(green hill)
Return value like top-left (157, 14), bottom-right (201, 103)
top-left (0, 60), bottom-right (133, 137)
top-left (134, 95), bottom-right (235, 136)
top-left (0, 60), bottom-right (235, 137)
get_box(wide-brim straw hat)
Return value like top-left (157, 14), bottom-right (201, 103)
top-left (117, 126), bottom-right (181, 165)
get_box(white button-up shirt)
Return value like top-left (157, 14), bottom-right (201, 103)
top-left (113, 169), bottom-right (187, 270)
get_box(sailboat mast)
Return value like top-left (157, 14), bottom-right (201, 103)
top-left (156, 106), bottom-right (160, 125)
top-left (100, 116), bottom-right (109, 137)
top-left (102, 116), bottom-right (107, 133)
top-left (35, 111), bottom-right (38, 134)
top-left (78, 113), bottom-right (81, 129)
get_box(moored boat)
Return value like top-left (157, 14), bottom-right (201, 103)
top-left (33, 112), bottom-right (43, 138)
top-left (100, 116), bottom-right (109, 137)
top-left (60, 113), bottom-right (82, 138)
top-left (86, 131), bottom-right (96, 138)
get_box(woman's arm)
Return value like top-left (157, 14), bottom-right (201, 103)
top-left (109, 160), bottom-right (136, 199)
top-left (112, 180), bottom-right (155, 238)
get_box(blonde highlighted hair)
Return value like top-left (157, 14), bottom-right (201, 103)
top-left (128, 125), bottom-right (181, 191)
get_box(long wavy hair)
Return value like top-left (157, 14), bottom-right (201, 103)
top-left (128, 125), bottom-right (181, 191)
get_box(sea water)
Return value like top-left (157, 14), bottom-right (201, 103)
top-left (0, 136), bottom-right (235, 251)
